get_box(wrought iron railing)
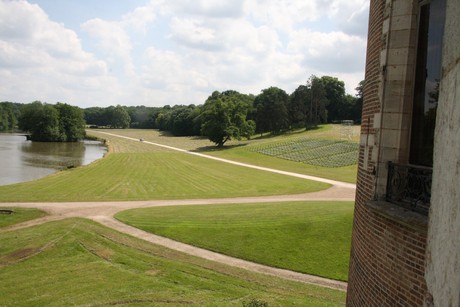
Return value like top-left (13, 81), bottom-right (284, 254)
top-left (386, 161), bottom-right (432, 216)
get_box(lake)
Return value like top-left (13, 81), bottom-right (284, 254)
top-left (0, 134), bottom-right (107, 186)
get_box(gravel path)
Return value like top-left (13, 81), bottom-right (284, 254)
top-left (0, 132), bottom-right (355, 291)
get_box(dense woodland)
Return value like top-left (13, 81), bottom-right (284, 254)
top-left (0, 75), bottom-right (363, 146)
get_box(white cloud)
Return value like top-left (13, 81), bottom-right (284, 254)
top-left (0, 0), bottom-right (368, 107)
top-left (169, 17), bottom-right (222, 51)
top-left (166, 0), bottom-right (244, 18)
top-left (81, 18), bottom-right (135, 76)
top-left (0, 0), bottom-right (116, 107)
top-left (288, 29), bottom-right (367, 73)
top-left (122, 3), bottom-right (157, 31)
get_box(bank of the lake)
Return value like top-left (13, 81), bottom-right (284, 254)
top-left (0, 134), bottom-right (107, 186)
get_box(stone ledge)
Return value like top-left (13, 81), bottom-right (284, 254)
top-left (366, 200), bottom-right (428, 233)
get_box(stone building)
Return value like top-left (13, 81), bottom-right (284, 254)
top-left (346, 0), bottom-right (459, 305)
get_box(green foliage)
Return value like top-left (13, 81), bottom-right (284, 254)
top-left (288, 85), bottom-right (309, 128)
top-left (18, 101), bottom-right (86, 142)
top-left (106, 105), bottom-right (131, 128)
top-left (249, 138), bottom-right (359, 167)
top-left (320, 76), bottom-right (346, 123)
top-left (254, 87), bottom-right (289, 134)
top-left (152, 104), bottom-right (202, 136)
top-left (126, 105), bottom-right (156, 128)
top-left (0, 102), bottom-right (20, 131)
top-left (318, 76), bottom-right (363, 124)
top-left (305, 75), bottom-right (328, 128)
top-left (201, 90), bottom-right (255, 147)
top-left (84, 105), bottom-right (132, 129)
top-left (0, 218), bottom-right (345, 306)
top-left (116, 201), bottom-right (354, 281)
top-left (55, 103), bottom-right (86, 141)
top-left (19, 102), bottom-right (61, 141)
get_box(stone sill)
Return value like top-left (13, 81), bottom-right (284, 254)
top-left (366, 200), bottom-right (428, 234)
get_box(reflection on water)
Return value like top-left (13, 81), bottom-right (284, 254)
top-left (0, 134), bottom-right (107, 186)
top-left (21, 141), bottom-right (86, 168)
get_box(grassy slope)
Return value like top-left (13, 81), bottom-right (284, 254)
top-left (0, 151), bottom-right (329, 202)
top-left (0, 218), bottom-right (345, 306)
top-left (92, 125), bottom-right (360, 183)
top-left (209, 149), bottom-right (358, 183)
top-left (0, 208), bottom-right (46, 228)
top-left (116, 201), bottom-right (354, 281)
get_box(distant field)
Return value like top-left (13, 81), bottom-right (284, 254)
top-left (116, 201), bottom-right (354, 281)
top-left (90, 124), bottom-right (360, 152)
top-left (91, 125), bottom-right (360, 183)
top-left (0, 218), bottom-right (345, 306)
top-left (0, 208), bottom-right (46, 228)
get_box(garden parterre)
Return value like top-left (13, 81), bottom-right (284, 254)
top-left (249, 138), bottom-right (359, 167)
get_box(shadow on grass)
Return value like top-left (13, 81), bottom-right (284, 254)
top-left (192, 143), bottom-right (248, 153)
top-left (252, 127), bottom-right (322, 141)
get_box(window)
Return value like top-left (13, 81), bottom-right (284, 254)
top-left (409, 0), bottom-right (446, 167)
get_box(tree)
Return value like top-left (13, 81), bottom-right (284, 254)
top-left (106, 105), bottom-right (131, 128)
top-left (55, 103), bottom-right (86, 141)
top-left (254, 87), bottom-right (289, 134)
top-left (288, 85), bottom-right (309, 128)
top-left (155, 111), bottom-right (172, 131)
top-left (305, 75), bottom-right (328, 128)
top-left (0, 102), bottom-right (19, 131)
top-left (18, 101), bottom-right (86, 142)
top-left (201, 90), bottom-right (255, 147)
top-left (19, 102), bottom-right (61, 141)
top-left (320, 76), bottom-right (346, 123)
top-left (84, 107), bottom-right (105, 127)
top-left (126, 105), bottom-right (157, 129)
top-left (351, 80), bottom-right (364, 123)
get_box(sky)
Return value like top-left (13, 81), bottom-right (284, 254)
top-left (0, 0), bottom-right (369, 108)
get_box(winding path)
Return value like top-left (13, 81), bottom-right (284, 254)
top-left (0, 132), bottom-right (356, 291)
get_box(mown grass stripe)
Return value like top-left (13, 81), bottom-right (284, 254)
top-left (0, 218), bottom-right (345, 305)
top-left (116, 201), bottom-right (354, 281)
top-left (0, 152), bottom-right (329, 202)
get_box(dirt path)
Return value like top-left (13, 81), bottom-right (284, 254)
top-left (0, 132), bottom-right (355, 291)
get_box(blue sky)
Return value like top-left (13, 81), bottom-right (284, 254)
top-left (0, 0), bottom-right (369, 108)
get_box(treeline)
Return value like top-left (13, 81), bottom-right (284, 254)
top-left (1, 75), bottom-right (363, 146)
top-left (86, 75), bottom-right (362, 131)
top-left (84, 75), bottom-right (363, 146)
top-left (0, 102), bottom-right (21, 131)
top-left (84, 105), bottom-right (132, 129)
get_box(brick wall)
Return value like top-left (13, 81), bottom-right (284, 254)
top-left (346, 0), bottom-right (428, 305)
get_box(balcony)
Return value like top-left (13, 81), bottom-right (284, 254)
top-left (386, 162), bottom-right (432, 216)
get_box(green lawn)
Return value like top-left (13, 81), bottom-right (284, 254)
top-left (0, 218), bottom-right (345, 306)
top-left (0, 207), bottom-right (46, 228)
top-left (208, 149), bottom-right (358, 183)
top-left (116, 201), bottom-right (354, 281)
top-left (0, 152), bottom-right (329, 202)
top-left (90, 126), bottom-right (359, 183)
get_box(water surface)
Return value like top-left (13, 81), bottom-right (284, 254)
top-left (0, 134), bottom-right (107, 186)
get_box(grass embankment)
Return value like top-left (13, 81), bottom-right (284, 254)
top-left (0, 218), bottom-right (345, 306)
top-left (116, 201), bottom-right (354, 281)
top-left (0, 150), bottom-right (329, 202)
top-left (93, 125), bottom-right (360, 183)
top-left (0, 208), bottom-right (45, 228)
